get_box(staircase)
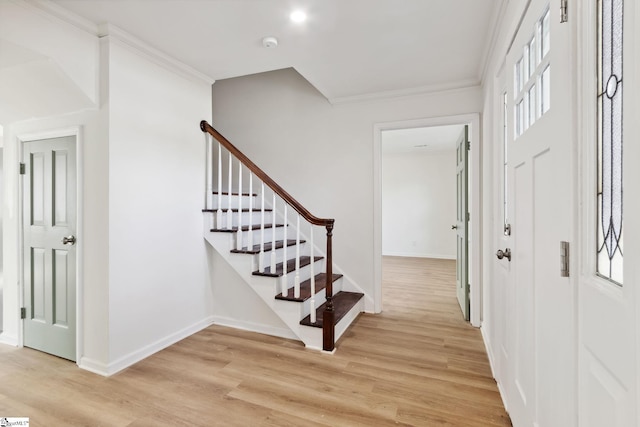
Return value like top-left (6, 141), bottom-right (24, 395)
top-left (200, 121), bottom-right (364, 351)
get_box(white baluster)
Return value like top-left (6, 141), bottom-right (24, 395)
top-left (204, 133), bottom-right (211, 210)
top-left (204, 134), bottom-right (214, 228)
top-left (270, 192), bottom-right (276, 273)
top-left (281, 204), bottom-right (288, 297)
top-left (247, 173), bottom-right (253, 251)
top-left (294, 214), bottom-right (301, 298)
top-left (237, 163), bottom-right (243, 250)
top-left (310, 224), bottom-right (316, 323)
top-left (259, 182), bottom-right (265, 272)
top-left (226, 152), bottom-right (233, 229)
top-left (216, 142), bottom-right (222, 228)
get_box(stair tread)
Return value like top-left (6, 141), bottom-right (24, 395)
top-left (253, 256), bottom-right (323, 277)
top-left (212, 191), bottom-right (257, 196)
top-left (300, 291), bottom-right (364, 328)
top-left (231, 239), bottom-right (304, 254)
top-left (211, 223), bottom-right (285, 232)
top-left (275, 273), bottom-right (343, 302)
top-left (202, 208), bottom-right (273, 213)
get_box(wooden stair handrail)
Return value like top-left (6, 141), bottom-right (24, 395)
top-left (201, 120), bottom-right (337, 351)
top-left (200, 121), bottom-right (334, 228)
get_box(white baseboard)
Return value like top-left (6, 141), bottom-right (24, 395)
top-left (78, 357), bottom-right (110, 377)
top-left (211, 315), bottom-right (298, 341)
top-left (81, 316), bottom-right (216, 377)
top-left (481, 325), bottom-right (509, 413)
top-left (0, 333), bottom-right (18, 347)
top-left (382, 251), bottom-right (456, 260)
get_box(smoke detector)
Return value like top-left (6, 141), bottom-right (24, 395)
top-left (262, 36), bottom-right (278, 48)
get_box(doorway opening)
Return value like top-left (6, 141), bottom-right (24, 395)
top-left (381, 124), bottom-right (464, 319)
top-left (373, 114), bottom-right (481, 326)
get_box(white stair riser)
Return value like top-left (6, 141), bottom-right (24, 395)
top-left (209, 194), bottom-right (257, 208)
top-left (232, 226), bottom-right (294, 249)
top-left (217, 211), bottom-right (276, 227)
top-left (298, 296), bottom-right (364, 351)
top-left (252, 242), bottom-right (310, 267)
top-left (204, 211), bottom-right (275, 230)
top-left (275, 259), bottom-right (327, 288)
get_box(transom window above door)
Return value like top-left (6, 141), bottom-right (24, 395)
top-left (514, 6), bottom-right (551, 138)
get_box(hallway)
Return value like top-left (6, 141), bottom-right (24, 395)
top-left (0, 257), bottom-right (509, 425)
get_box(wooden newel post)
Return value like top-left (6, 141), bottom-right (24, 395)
top-left (323, 221), bottom-right (335, 351)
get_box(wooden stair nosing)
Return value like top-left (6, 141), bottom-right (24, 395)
top-left (210, 223), bottom-right (285, 232)
top-left (300, 291), bottom-right (364, 328)
top-left (275, 273), bottom-right (343, 302)
top-left (212, 191), bottom-right (257, 196)
top-left (231, 239), bottom-right (305, 254)
top-left (202, 208), bottom-right (273, 213)
top-left (252, 256), bottom-right (323, 277)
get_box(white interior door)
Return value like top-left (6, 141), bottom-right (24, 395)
top-left (502, 1), bottom-right (575, 425)
top-left (23, 136), bottom-right (77, 361)
top-left (455, 126), bottom-right (469, 320)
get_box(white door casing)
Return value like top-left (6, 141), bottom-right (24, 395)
top-left (500, 0), bottom-right (576, 425)
top-left (373, 114), bottom-right (482, 327)
top-left (491, 73), bottom-right (511, 397)
top-left (22, 136), bottom-right (77, 361)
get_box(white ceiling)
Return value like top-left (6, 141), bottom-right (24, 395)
top-left (382, 125), bottom-right (464, 155)
top-left (51, 0), bottom-right (500, 102)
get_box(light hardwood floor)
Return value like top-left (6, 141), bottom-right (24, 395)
top-left (0, 257), bottom-right (510, 426)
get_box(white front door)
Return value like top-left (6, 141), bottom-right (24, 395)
top-left (577, 0), bottom-right (637, 424)
top-left (502, 1), bottom-right (576, 425)
top-left (23, 136), bottom-right (77, 361)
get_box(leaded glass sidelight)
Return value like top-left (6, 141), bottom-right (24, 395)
top-left (597, 0), bottom-right (623, 284)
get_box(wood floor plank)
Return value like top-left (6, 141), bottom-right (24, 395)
top-left (0, 256), bottom-right (510, 425)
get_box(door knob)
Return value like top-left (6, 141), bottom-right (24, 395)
top-left (496, 248), bottom-right (511, 261)
top-left (62, 235), bottom-right (76, 246)
top-left (451, 225), bottom-right (458, 230)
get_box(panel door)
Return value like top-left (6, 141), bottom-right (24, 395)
top-left (503, 1), bottom-right (575, 425)
top-left (23, 136), bottom-right (77, 361)
top-left (455, 126), bottom-right (469, 320)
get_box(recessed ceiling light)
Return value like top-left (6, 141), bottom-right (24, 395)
top-left (290, 10), bottom-right (307, 23)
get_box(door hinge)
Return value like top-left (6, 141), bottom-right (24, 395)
top-left (467, 140), bottom-right (471, 151)
top-left (560, 0), bottom-right (568, 23)
top-left (20, 307), bottom-right (26, 319)
top-left (466, 212), bottom-right (470, 221)
top-left (560, 241), bottom-right (570, 277)
top-left (19, 163), bottom-right (26, 175)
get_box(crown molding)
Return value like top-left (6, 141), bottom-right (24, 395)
top-left (100, 24), bottom-right (215, 86)
top-left (479, 0), bottom-right (509, 86)
top-left (16, 0), bottom-right (215, 86)
top-left (327, 78), bottom-right (481, 105)
top-left (19, 0), bottom-right (99, 36)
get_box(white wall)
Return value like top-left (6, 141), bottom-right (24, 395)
top-left (208, 247), bottom-right (293, 338)
top-left (0, 4), bottom-right (215, 374)
top-left (0, 1), bottom-right (98, 122)
top-left (382, 150), bottom-right (457, 259)
top-left (105, 37), bottom-right (213, 373)
top-left (211, 68), bottom-right (482, 307)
